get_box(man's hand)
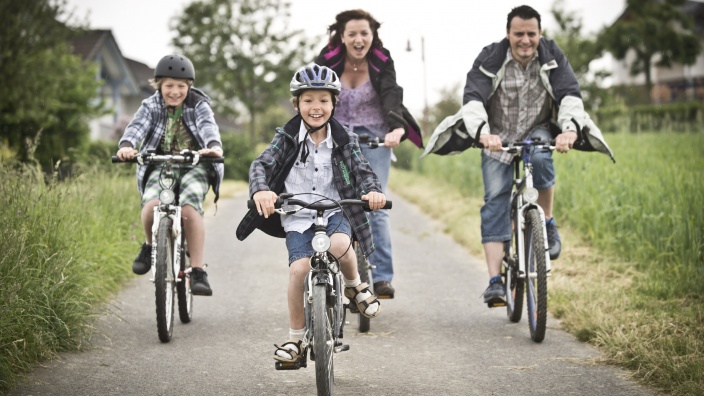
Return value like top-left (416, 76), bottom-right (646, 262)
top-left (361, 191), bottom-right (387, 211)
top-left (478, 134), bottom-right (503, 152)
top-left (384, 128), bottom-right (404, 148)
top-left (555, 131), bottom-right (578, 153)
top-left (253, 190), bottom-right (277, 218)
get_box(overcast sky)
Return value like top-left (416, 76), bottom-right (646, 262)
top-left (65, 0), bottom-right (626, 113)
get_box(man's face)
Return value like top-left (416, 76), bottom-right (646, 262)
top-left (506, 17), bottom-right (541, 66)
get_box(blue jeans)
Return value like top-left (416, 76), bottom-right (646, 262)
top-left (285, 212), bottom-right (351, 265)
top-left (480, 128), bottom-right (555, 244)
top-left (353, 125), bottom-right (394, 284)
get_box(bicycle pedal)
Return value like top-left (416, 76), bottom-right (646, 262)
top-left (334, 343), bottom-right (350, 353)
top-left (488, 301), bottom-right (507, 308)
top-left (275, 360), bottom-right (306, 370)
top-left (346, 303), bottom-right (359, 314)
top-left (376, 294), bottom-right (394, 299)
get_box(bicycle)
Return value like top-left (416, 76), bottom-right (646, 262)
top-left (112, 150), bottom-right (224, 343)
top-left (350, 111), bottom-right (405, 333)
top-left (250, 193), bottom-right (391, 395)
top-left (476, 137), bottom-right (555, 343)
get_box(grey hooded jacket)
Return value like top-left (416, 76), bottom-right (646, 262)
top-left (422, 37), bottom-right (614, 162)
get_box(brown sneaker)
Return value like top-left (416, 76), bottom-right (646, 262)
top-left (373, 281), bottom-right (395, 299)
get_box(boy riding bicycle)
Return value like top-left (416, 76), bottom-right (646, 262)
top-left (236, 64), bottom-right (385, 364)
top-left (116, 54), bottom-right (224, 296)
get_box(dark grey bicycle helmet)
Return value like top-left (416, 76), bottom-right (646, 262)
top-left (154, 55), bottom-right (195, 81)
top-left (290, 64), bottom-right (341, 96)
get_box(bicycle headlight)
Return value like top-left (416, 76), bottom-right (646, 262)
top-left (523, 187), bottom-right (539, 204)
top-left (312, 233), bottom-right (331, 253)
top-left (159, 189), bottom-right (175, 205)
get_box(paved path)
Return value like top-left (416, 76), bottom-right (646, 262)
top-left (12, 192), bottom-right (657, 396)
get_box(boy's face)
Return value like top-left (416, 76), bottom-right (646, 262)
top-left (160, 77), bottom-right (190, 107)
top-left (297, 90), bottom-right (334, 129)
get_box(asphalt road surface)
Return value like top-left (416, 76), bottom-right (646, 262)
top-left (12, 192), bottom-right (658, 396)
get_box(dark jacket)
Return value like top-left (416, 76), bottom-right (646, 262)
top-left (315, 45), bottom-right (424, 149)
top-left (235, 115), bottom-right (382, 257)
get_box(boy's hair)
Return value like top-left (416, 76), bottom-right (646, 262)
top-left (148, 77), bottom-right (194, 91)
top-left (326, 9), bottom-right (383, 49)
top-left (506, 5), bottom-right (542, 31)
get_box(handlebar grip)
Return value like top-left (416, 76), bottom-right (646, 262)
top-left (112, 156), bottom-right (138, 163)
top-left (247, 200), bottom-right (256, 210)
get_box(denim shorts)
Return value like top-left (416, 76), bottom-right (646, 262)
top-left (285, 212), bottom-right (352, 265)
top-left (480, 127), bottom-right (555, 243)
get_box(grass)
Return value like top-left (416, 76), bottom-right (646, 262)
top-left (0, 162), bottom-right (246, 394)
top-left (390, 132), bottom-right (704, 395)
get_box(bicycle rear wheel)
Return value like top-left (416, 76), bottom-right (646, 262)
top-left (355, 243), bottom-right (372, 333)
top-left (177, 232), bottom-right (193, 324)
top-left (313, 282), bottom-right (334, 396)
top-left (524, 209), bottom-right (547, 342)
top-left (155, 217), bottom-right (175, 343)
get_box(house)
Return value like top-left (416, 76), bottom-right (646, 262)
top-left (608, 0), bottom-right (704, 103)
top-left (71, 29), bottom-right (145, 141)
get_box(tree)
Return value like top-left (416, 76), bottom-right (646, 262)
top-left (0, 0), bottom-right (103, 164)
top-left (599, 0), bottom-right (702, 96)
top-left (548, 0), bottom-right (609, 110)
top-left (172, 0), bottom-right (315, 141)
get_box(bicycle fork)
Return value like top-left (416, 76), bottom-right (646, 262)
top-left (150, 205), bottom-right (186, 284)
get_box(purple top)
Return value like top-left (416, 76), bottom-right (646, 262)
top-left (336, 80), bottom-right (387, 138)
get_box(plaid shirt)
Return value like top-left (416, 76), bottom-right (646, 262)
top-left (487, 50), bottom-right (551, 164)
top-left (118, 88), bottom-right (224, 201)
top-left (236, 115), bottom-right (382, 258)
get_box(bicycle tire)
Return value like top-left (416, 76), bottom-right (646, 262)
top-left (524, 209), bottom-right (548, 342)
top-left (155, 217), bottom-right (175, 343)
top-left (313, 282), bottom-right (334, 396)
top-left (504, 239), bottom-right (524, 323)
top-left (177, 233), bottom-right (193, 324)
top-left (355, 244), bottom-right (372, 333)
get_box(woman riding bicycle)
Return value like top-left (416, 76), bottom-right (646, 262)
top-left (236, 64), bottom-right (385, 364)
top-left (115, 54), bottom-right (224, 296)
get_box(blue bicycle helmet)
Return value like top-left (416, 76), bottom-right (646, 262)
top-left (290, 64), bottom-right (341, 96)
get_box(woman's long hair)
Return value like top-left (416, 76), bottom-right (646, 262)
top-left (326, 9), bottom-right (384, 49)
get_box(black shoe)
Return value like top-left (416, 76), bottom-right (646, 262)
top-left (546, 218), bottom-right (561, 260)
top-left (373, 281), bottom-right (395, 298)
top-left (132, 243), bottom-right (151, 275)
top-left (191, 267), bottom-right (212, 296)
top-left (482, 278), bottom-right (506, 305)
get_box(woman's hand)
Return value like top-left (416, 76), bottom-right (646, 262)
top-left (253, 190), bottom-right (278, 218)
top-left (384, 128), bottom-right (404, 148)
top-left (198, 146), bottom-right (223, 158)
top-left (361, 191), bottom-right (387, 211)
top-left (116, 147), bottom-right (138, 161)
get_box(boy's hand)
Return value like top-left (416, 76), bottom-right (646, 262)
top-left (198, 146), bottom-right (223, 158)
top-left (253, 190), bottom-right (277, 218)
top-left (361, 191), bottom-right (386, 211)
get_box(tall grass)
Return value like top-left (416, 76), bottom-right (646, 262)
top-left (391, 132), bottom-right (704, 394)
top-left (0, 162), bottom-right (140, 393)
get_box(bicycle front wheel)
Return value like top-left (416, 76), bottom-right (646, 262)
top-left (177, 233), bottom-right (193, 324)
top-left (524, 209), bottom-right (548, 342)
top-left (155, 217), bottom-right (175, 343)
top-left (313, 283), bottom-right (334, 396)
top-left (503, 239), bottom-right (524, 323)
top-left (355, 244), bottom-right (372, 333)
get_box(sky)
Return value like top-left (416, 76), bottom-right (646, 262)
top-left (64, 0), bottom-right (626, 114)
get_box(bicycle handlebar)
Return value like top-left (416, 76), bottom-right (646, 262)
top-left (473, 138), bottom-right (556, 152)
top-left (111, 152), bottom-right (225, 164)
top-left (356, 110), bottom-right (408, 149)
top-left (247, 193), bottom-right (392, 212)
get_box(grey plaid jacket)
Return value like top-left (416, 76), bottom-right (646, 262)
top-left (236, 115), bottom-right (382, 257)
top-left (118, 88), bottom-right (224, 202)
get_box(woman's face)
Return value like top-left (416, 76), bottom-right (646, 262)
top-left (160, 77), bottom-right (190, 107)
top-left (297, 90), bottom-right (334, 129)
top-left (342, 19), bottom-right (373, 61)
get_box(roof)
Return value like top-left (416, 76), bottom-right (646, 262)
top-left (71, 29), bottom-right (113, 60)
top-left (125, 57), bottom-right (155, 91)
